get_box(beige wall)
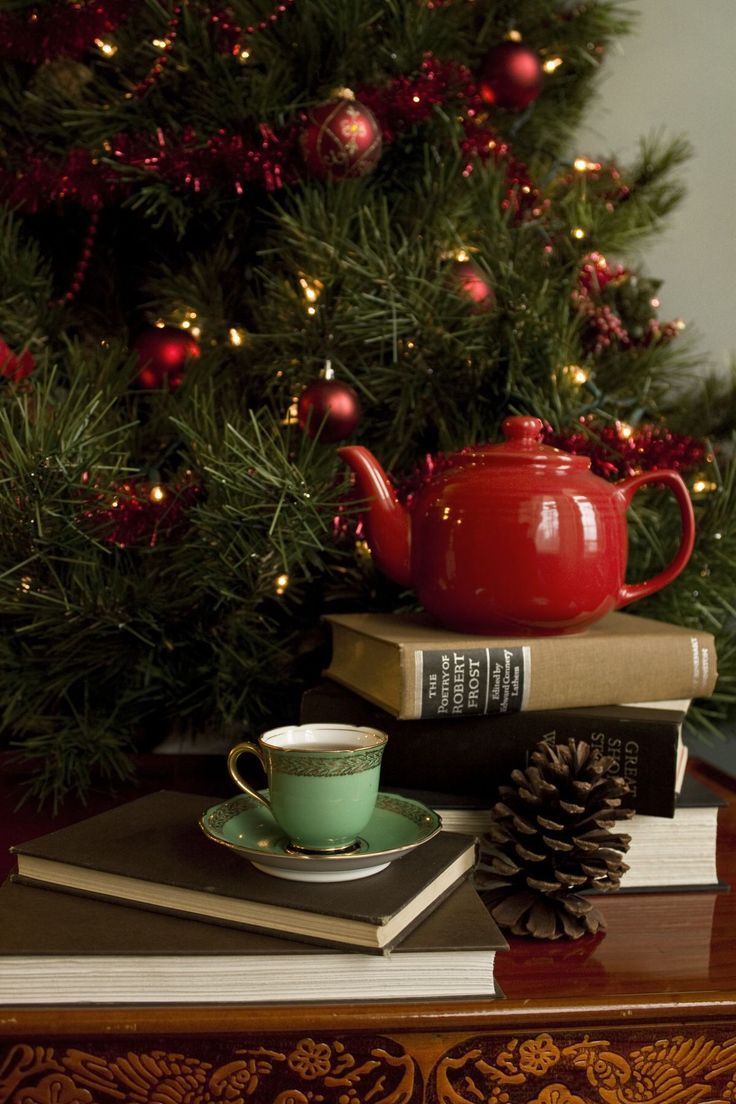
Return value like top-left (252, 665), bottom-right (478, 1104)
top-left (578, 0), bottom-right (736, 374)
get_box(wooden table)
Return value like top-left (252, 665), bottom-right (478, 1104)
top-left (1, 755), bottom-right (735, 1104)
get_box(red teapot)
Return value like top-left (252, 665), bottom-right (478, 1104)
top-left (338, 415), bottom-right (696, 635)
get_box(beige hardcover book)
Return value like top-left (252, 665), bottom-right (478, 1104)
top-left (323, 610), bottom-right (717, 719)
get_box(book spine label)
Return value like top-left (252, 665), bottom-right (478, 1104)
top-left (414, 646), bottom-right (531, 718)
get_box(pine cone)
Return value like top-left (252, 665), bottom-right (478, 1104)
top-left (475, 739), bottom-right (633, 940)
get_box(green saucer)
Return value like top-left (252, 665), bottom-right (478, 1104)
top-left (200, 792), bottom-right (442, 882)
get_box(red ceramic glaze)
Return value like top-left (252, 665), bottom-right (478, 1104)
top-left (338, 415), bottom-right (696, 635)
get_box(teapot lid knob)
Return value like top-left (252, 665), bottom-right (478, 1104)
top-left (501, 415), bottom-right (544, 444)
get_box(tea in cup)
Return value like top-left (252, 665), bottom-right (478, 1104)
top-left (227, 724), bottom-right (387, 853)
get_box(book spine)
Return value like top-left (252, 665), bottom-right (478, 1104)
top-left (301, 685), bottom-right (682, 817)
top-left (403, 630), bottom-right (715, 719)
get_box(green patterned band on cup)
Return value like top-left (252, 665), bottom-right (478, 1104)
top-left (268, 746), bottom-right (384, 777)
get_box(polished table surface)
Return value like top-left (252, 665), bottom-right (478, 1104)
top-left (1, 752), bottom-right (735, 1104)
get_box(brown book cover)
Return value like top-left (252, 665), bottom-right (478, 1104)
top-left (10, 791), bottom-right (477, 954)
top-left (301, 680), bottom-right (689, 817)
top-left (0, 878), bottom-right (506, 1004)
top-left (323, 610), bottom-right (717, 719)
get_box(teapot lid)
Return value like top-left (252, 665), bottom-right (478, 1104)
top-left (460, 416), bottom-right (590, 469)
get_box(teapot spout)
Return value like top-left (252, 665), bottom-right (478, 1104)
top-left (338, 445), bottom-right (412, 588)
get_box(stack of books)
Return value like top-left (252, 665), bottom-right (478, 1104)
top-left (1, 789), bottom-right (507, 1005)
top-left (301, 608), bottom-right (724, 893)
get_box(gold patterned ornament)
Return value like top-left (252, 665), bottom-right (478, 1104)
top-left (475, 739), bottom-right (633, 940)
top-left (300, 93), bottom-right (383, 179)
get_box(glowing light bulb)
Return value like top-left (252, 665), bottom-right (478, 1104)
top-left (572, 227), bottom-right (586, 240)
top-left (149, 484), bottom-right (166, 504)
top-left (94, 38), bottom-right (118, 57)
top-left (543, 56), bottom-right (563, 73)
top-left (282, 400), bottom-right (299, 425)
top-left (298, 277), bottom-right (324, 316)
top-left (275, 573), bottom-right (289, 595)
top-left (561, 364), bottom-right (589, 386)
top-left (618, 422), bottom-right (634, 440)
top-left (229, 327), bottom-right (247, 347)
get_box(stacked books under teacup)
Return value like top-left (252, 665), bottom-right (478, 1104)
top-left (2, 720), bottom-right (507, 1005)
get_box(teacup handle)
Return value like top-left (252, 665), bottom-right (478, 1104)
top-left (615, 469), bottom-right (696, 607)
top-left (227, 741), bottom-right (273, 815)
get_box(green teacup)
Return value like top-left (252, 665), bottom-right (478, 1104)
top-left (227, 724), bottom-right (388, 853)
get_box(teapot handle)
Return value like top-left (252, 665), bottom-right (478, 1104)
top-left (615, 470), bottom-right (696, 607)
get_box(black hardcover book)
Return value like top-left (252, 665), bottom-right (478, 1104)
top-left (301, 680), bottom-right (689, 818)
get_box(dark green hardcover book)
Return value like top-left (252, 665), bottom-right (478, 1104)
top-left (10, 790), bottom-right (476, 953)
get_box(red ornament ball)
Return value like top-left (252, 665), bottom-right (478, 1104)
top-left (133, 325), bottom-right (200, 390)
top-left (297, 378), bottom-right (361, 442)
top-left (300, 96), bottom-right (383, 180)
top-left (0, 338), bottom-right (34, 382)
top-left (449, 259), bottom-right (495, 313)
top-left (479, 42), bottom-right (542, 110)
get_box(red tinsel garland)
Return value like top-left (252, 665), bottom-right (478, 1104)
top-left (542, 418), bottom-right (707, 481)
top-left (0, 53), bottom-right (538, 213)
top-left (79, 471), bottom-right (201, 548)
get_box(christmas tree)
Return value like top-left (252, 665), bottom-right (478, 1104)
top-left (1, 0), bottom-right (734, 807)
